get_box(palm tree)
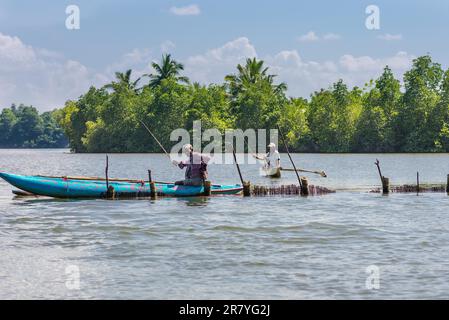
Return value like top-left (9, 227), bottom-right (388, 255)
top-left (145, 54), bottom-right (189, 88)
top-left (104, 69), bottom-right (142, 93)
top-left (225, 58), bottom-right (287, 96)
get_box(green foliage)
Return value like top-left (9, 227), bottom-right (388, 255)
top-left (5, 53), bottom-right (447, 153)
top-left (225, 57), bottom-right (287, 131)
top-left (146, 54), bottom-right (189, 88)
top-left (0, 104), bottom-right (67, 148)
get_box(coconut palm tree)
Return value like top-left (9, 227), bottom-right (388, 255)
top-left (145, 54), bottom-right (189, 88)
top-left (104, 69), bottom-right (142, 93)
top-left (225, 58), bottom-right (287, 96)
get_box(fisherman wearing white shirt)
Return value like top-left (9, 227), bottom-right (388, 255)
top-left (265, 142), bottom-right (280, 169)
top-left (254, 142), bottom-right (281, 169)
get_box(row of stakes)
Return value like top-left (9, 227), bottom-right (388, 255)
top-left (104, 157), bottom-right (449, 198)
top-left (103, 156), bottom-right (334, 199)
top-left (374, 159), bottom-right (449, 194)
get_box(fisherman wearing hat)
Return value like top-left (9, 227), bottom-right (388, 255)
top-left (172, 144), bottom-right (211, 186)
top-left (265, 142), bottom-right (281, 169)
top-left (254, 142), bottom-right (281, 169)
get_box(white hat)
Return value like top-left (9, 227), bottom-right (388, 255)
top-left (182, 144), bottom-right (193, 153)
top-left (268, 142), bottom-right (276, 148)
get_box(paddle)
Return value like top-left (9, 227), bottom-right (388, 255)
top-left (280, 167), bottom-right (327, 178)
top-left (277, 124), bottom-right (302, 188)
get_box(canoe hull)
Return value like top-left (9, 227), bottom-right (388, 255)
top-left (0, 172), bottom-right (242, 198)
top-left (259, 167), bottom-right (281, 178)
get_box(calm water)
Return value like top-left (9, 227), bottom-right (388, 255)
top-left (1, 149), bottom-right (449, 299)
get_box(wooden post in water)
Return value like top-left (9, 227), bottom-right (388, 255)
top-left (148, 170), bottom-right (157, 199)
top-left (231, 143), bottom-right (250, 197)
top-left (300, 177), bottom-right (309, 196)
top-left (375, 159), bottom-right (389, 194)
top-left (105, 155), bottom-right (109, 190)
top-left (417, 172), bottom-right (420, 194)
top-left (446, 174), bottom-right (449, 195)
top-left (277, 125), bottom-right (303, 193)
top-left (243, 181), bottom-right (251, 197)
top-left (382, 177), bottom-right (389, 194)
top-left (203, 181), bottom-right (212, 196)
top-left (105, 155), bottom-right (115, 199)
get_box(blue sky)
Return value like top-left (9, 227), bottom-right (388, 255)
top-left (0, 0), bottom-right (448, 110)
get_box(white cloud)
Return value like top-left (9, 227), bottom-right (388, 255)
top-left (185, 37), bottom-right (257, 84)
top-left (323, 33), bottom-right (341, 40)
top-left (184, 38), bottom-right (414, 97)
top-left (0, 33), bottom-right (415, 111)
top-left (298, 31), bottom-right (319, 42)
top-left (160, 40), bottom-right (176, 53)
top-left (0, 32), bottom-right (103, 110)
top-left (377, 33), bottom-right (403, 41)
top-left (339, 51), bottom-right (412, 72)
top-left (298, 31), bottom-right (341, 42)
top-left (169, 4), bottom-right (200, 16)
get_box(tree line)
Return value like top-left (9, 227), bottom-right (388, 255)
top-left (3, 54), bottom-right (449, 152)
top-left (0, 104), bottom-right (67, 148)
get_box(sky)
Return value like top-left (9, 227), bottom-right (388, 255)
top-left (0, 0), bottom-right (448, 111)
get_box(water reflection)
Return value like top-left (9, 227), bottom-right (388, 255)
top-left (176, 196), bottom-right (210, 207)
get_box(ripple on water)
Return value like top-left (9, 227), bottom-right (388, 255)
top-left (2, 151), bottom-right (449, 299)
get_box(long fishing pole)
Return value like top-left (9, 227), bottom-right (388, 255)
top-left (139, 119), bottom-right (171, 159)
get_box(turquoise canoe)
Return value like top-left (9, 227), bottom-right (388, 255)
top-left (0, 172), bottom-right (243, 198)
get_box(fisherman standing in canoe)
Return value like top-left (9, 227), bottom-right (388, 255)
top-left (172, 144), bottom-right (211, 186)
top-left (254, 142), bottom-right (281, 177)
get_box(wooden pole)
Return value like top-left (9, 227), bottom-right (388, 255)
top-left (281, 167), bottom-right (327, 177)
top-left (375, 159), bottom-right (389, 194)
top-left (277, 125), bottom-right (303, 190)
top-left (382, 177), bottom-right (389, 194)
top-left (105, 155), bottom-right (116, 199)
top-left (148, 170), bottom-right (157, 198)
top-left (105, 155), bottom-right (109, 190)
top-left (243, 181), bottom-right (251, 197)
top-left (300, 177), bottom-right (309, 195)
top-left (446, 174), bottom-right (449, 195)
top-left (203, 180), bottom-right (212, 196)
top-left (417, 172), bottom-right (420, 194)
top-left (231, 145), bottom-right (244, 185)
top-left (231, 143), bottom-right (250, 196)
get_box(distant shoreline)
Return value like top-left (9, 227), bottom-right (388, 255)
top-left (1, 148), bottom-right (448, 155)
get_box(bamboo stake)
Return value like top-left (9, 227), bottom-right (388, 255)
top-left (203, 181), bottom-right (212, 196)
top-left (374, 159), bottom-right (389, 194)
top-left (148, 170), bottom-right (157, 198)
top-left (229, 143), bottom-right (250, 196)
top-left (105, 155), bottom-right (109, 191)
top-left (277, 125), bottom-right (303, 190)
top-left (417, 171), bottom-right (420, 194)
top-left (105, 155), bottom-right (115, 199)
top-left (446, 174), bottom-right (449, 195)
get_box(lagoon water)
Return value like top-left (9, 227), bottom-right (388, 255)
top-left (1, 149), bottom-right (449, 299)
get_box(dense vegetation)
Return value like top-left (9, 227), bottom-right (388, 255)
top-left (3, 54), bottom-right (449, 152)
top-left (0, 104), bottom-right (67, 148)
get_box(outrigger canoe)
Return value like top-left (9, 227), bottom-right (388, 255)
top-left (259, 166), bottom-right (281, 178)
top-left (0, 172), bottom-right (243, 198)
